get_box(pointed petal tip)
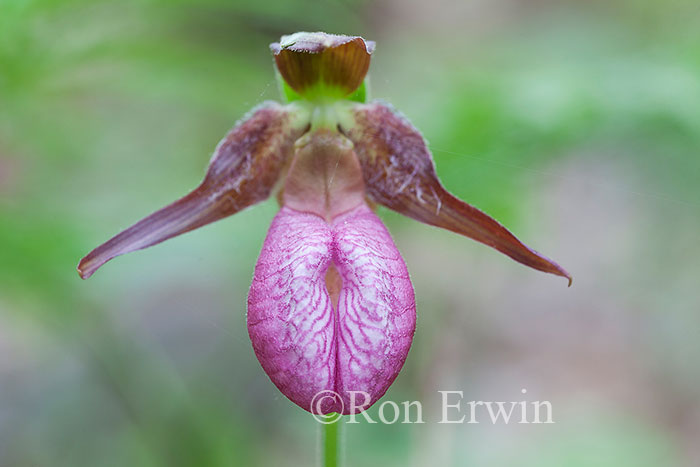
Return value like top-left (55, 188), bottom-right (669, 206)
top-left (516, 244), bottom-right (572, 286)
top-left (77, 256), bottom-right (98, 279)
top-left (565, 272), bottom-right (573, 287)
top-left (539, 253), bottom-right (572, 287)
top-left (555, 262), bottom-right (573, 287)
top-left (545, 260), bottom-right (572, 287)
top-left (550, 262), bottom-right (572, 287)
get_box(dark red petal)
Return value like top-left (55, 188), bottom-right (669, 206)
top-left (77, 102), bottom-right (306, 279)
top-left (340, 102), bottom-right (572, 285)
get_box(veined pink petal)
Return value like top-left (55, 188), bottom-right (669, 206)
top-left (247, 208), bottom-right (336, 411)
top-left (77, 102), bottom-right (306, 279)
top-left (247, 204), bottom-right (415, 414)
top-left (332, 205), bottom-right (415, 411)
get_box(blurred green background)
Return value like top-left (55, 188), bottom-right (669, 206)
top-left (1, 0), bottom-right (699, 465)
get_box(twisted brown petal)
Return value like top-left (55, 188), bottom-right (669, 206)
top-left (341, 102), bottom-right (572, 285)
top-left (78, 102), bottom-right (307, 279)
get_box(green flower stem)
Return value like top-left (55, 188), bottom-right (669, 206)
top-left (322, 415), bottom-right (340, 467)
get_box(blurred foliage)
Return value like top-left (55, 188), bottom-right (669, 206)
top-left (1, 0), bottom-right (699, 466)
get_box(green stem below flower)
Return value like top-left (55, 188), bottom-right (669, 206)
top-left (322, 415), bottom-right (340, 467)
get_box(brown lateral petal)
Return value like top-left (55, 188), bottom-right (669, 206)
top-left (78, 102), bottom-right (306, 279)
top-left (270, 32), bottom-right (374, 96)
top-left (341, 102), bottom-right (572, 285)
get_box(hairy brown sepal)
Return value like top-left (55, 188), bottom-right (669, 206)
top-left (341, 102), bottom-right (572, 285)
top-left (77, 102), bottom-right (305, 279)
top-left (271, 32), bottom-right (375, 97)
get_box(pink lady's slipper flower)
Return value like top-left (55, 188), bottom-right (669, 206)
top-left (78, 32), bottom-right (570, 415)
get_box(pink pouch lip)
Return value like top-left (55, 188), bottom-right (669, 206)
top-left (247, 204), bottom-right (416, 414)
